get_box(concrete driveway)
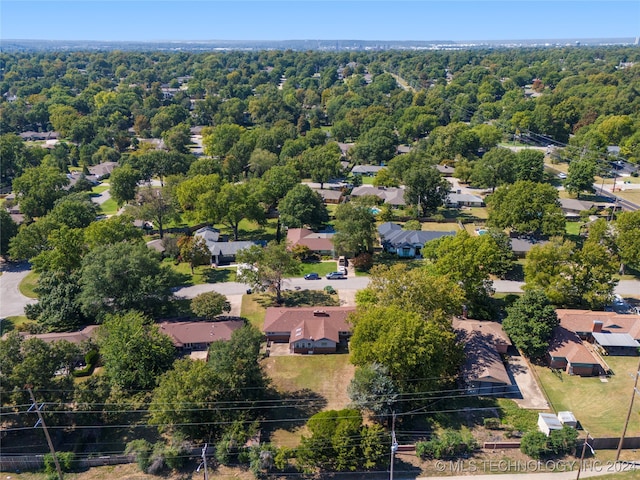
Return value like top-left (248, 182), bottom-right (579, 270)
top-left (0, 262), bottom-right (37, 318)
top-left (506, 350), bottom-right (550, 410)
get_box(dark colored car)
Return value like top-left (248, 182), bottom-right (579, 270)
top-left (304, 272), bottom-right (320, 280)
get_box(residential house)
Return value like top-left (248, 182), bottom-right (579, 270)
top-left (509, 236), bottom-right (548, 258)
top-left (194, 227), bottom-right (260, 265)
top-left (453, 319), bottom-right (514, 396)
top-left (557, 309), bottom-right (640, 357)
top-left (17, 325), bottom-right (99, 345)
top-left (436, 165), bottom-right (455, 177)
top-left (378, 222), bottom-right (456, 258)
top-left (337, 142), bottom-right (355, 157)
top-left (263, 306), bottom-right (355, 354)
top-left (350, 185), bottom-right (406, 206)
top-left (396, 145), bottom-right (412, 154)
top-left (287, 228), bottom-right (335, 257)
top-left (313, 188), bottom-right (344, 204)
top-left (559, 198), bottom-right (595, 218)
top-left (351, 165), bottom-right (384, 176)
top-left (158, 319), bottom-right (245, 358)
top-left (447, 192), bottom-right (484, 208)
top-left (88, 162), bottom-right (118, 180)
top-left (19, 131), bottom-right (59, 141)
top-left (547, 326), bottom-right (603, 376)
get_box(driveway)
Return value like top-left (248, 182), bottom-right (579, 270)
top-left (505, 350), bottom-right (550, 410)
top-left (0, 262), bottom-right (37, 318)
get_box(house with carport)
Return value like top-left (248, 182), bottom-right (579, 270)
top-left (378, 222), bottom-right (456, 258)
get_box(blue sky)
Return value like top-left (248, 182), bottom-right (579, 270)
top-left (1, 1), bottom-right (638, 42)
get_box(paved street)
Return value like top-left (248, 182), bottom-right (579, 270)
top-left (0, 262), bottom-right (37, 318)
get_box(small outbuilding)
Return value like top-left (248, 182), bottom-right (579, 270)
top-left (538, 413), bottom-right (563, 436)
top-left (557, 411), bottom-right (577, 428)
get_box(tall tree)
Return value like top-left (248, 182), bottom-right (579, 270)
top-left (347, 363), bottom-right (397, 420)
top-left (127, 186), bottom-right (179, 239)
top-left (0, 209), bottom-right (18, 258)
top-left (565, 158), bottom-right (596, 199)
top-left (514, 149), bottom-right (545, 182)
top-left (109, 164), bottom-right (141, 207)
top-left (206, 181), bottom-right (265, 240)
top-left (190, 291), bottom-right (231, 320)
top-left (12, 165), bottom-right (69, 220)
top-left (236, 241), bottom-right (301, 304)
top-left (502, 290), bottom-right (559, 360)
top-left (349, 305), bottom-right (463, 395)
top-left (79, 242), bottom-right (174, 320)
top-left (471, 147), bottom-right (516, 192)
top-left (332, 202), bottom-right (376, 256)
top-left (278, 184), bottom-right (329, 230)
top-left (486, 181), bottom-right (565, 236)
top-left (615, 211), bottom-right (640, 274)
top-left (403, 165), bottom-right (451, 217)
top-left (84, 214), bottom-right (143, 249)
top-left (177, 235), bottom-right (211, 273)
top-left (97, 311), bottom-right (175, 390)
top-left (26, 270), bottom-right (85, 332)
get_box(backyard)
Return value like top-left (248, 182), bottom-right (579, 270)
top-left (534, 356), bottom-right (640, 437)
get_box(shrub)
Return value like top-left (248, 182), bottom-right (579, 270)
top-left (125, 439), bottom-right (153, 472)
top-left (44, 452), bottom-right (75, 473)
top-left (520, 431), bottom-right (550, 459)
top-left (404, 219), bottom-right (421, 230)
top-left (432, 213), bottom-right (446, 223)
top-left (351, 252), bottom-right (374, 272)
top-left (484, 417), bottom-right (501, 430)
top-left (73, 349), bottom-right (99, 377)
top-left (416, 429), bottom-right (477, 459)
top-left (548, 426), bottom-right (578, 455)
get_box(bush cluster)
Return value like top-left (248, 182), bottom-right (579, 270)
top-left (520, 426), bottom-right (578, 459)
top-left (416, 429), bottom-right (477, 459)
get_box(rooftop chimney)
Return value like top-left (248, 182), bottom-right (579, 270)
top-left (592, 321), bottom-right (603, 333)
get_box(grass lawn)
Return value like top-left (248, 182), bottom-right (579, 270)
top-left (99, 198), bottom-right (119, 216)
top-left (263, 353), bottom-right (355, 413)
top-left (534, 356), bottom-right (640, 437)
top-left (565, 221), bottom-right (585, 236)
top-left (19, 271), bottom-right (39, 298)
top-left (165, 259), bottom-right (236, 286)
top-left (0, 315), bottom-right (33, 335)
top-left (615, 189), bottom-right (640, 205)
top-left (420, 221), bottom-right (462, 232)
top-left (241, 293), bottom-right (267, 329)
top-left (298, 260), bottom-right (337, 277)
top-left (90, 184), bottom-right (109, 194)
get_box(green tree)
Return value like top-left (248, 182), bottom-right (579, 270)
top-left (0, 209), bottom-right (18, 257)
top-left (206, 181), bottom-right (265, 240)
top-left (190, 291), bottom-right (231, 320)
top-left (110, 164), bottom-right (141, 207)
top-left (31, 225), bottom-right (86, 274)
top-left (162, 123), bottom-right (191, 153)
top-left (177, 235), bottom-right (211, 273)
top-left (566, 158), bottom-right (596, 199)
top-left (28, 270), bottom-right (85, 332)
top-left (332, 202), bottom-right (376, 256)
top-left (259, 164), bottom-right (300, 209)
top-left (278, 184), bottom-right (329, 230)
top-left (350, 126), bottom-right (398, 165)
top-left (502, 290), bottom-right (559, 359)
top-left (615, 211), bottom-right (640, 274)
top-left (79, 242), bottom-right (174, 320)
top-left (350, 305), bottom-right (463, 395)
top-left (306, 143), bottom-right (343, 188)
top-left (203, 124), bottom-right (245, 157)
top-left (84, 214), bottom-right (143, 249)
top-left (174, 173), bottom-right (223, 222)
top-left (48, 193), bottom-right (98, 229)
top-left (486, 181), bottom-right (565, 236)
top-left (127, 186), bottom-right (178, 239)
top-left (347, 363), bottom-right (397, 420)
top-left (8, 216), bottom-right (59, 261)
top-left (97, 311), bottom-right (175, 390)
top-left (13, 165), bottom-right (69, 220)
top-left (236, 241), bottom-right (301, 304)
top-left (471, 147), bottom-right (516, 192)
top-left (403, 165), bottom-right (451, 217)
top-left (514, 149), bottom-right (545, 182)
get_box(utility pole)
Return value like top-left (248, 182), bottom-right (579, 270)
top-left (26, 386), bottom-right (63, 480)
top-left (616, 357), bottom-right (640, 462)
top-left (576, 431), bottom-right (594, 480)
top-left (201, 443), bottom-right (209, 480)
top-left (389, 412), bottom-right (398, 480)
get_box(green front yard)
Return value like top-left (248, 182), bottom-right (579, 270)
top-left (18, 271), bottom-right (39, 298)
top-left (298, 260), bottom-right (337, 277)
top-left (534, 356), bottom-right (640, 437)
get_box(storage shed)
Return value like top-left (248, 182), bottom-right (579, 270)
top-left (557, 411), bottom-right (577, 428)
top-left (538, 413), bottom-right (563, 436)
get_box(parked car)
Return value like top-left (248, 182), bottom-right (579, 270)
top-left (557, 172), bottom-right (567, 179)
top-left (326, 271), bottom-right (346, 279)
top-left (304, 272), bottom-right (320, 280)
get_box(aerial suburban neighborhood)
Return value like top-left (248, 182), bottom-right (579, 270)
top-left (1, 16), bottom-right (640, 480)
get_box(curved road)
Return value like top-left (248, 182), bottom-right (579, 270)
top-left (0, 262), bottom-right (37, 318)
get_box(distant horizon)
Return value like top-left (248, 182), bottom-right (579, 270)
top-left (2, 1), bottom-right (638, 43)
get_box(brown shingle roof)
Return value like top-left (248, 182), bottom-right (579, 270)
top-left (19, 325), bottom-right (99, 344)
top-left (557, 310), bottom-right (640, 339)
top-left (287, 228), bottom-right (335, 252)
top-left (263, 307), bottom-right (355, 338)
top-left (548, 326), bottom-right (600, 365)
top-left (158, 320), bottom-right (244, 347)
top-left (453, 319), bottom-right (511, 385)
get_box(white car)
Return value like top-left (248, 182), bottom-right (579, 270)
top-left (557, 173), bottom-right (567, 179)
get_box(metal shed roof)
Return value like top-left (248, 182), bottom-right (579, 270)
top-left (592, 332), bottom-right (640, 348)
